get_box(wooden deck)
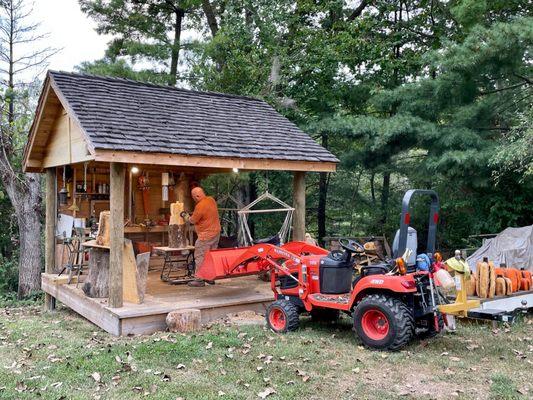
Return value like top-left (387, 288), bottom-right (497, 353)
top-left (42, 270), bottom-right (274, 336)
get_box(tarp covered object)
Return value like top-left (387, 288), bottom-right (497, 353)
top-left (467, 225), bottom-right (533, 272)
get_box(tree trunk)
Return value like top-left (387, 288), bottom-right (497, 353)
top-left (248, 174), bottom-right (257, 238)
top-left (202, 0), bottom-right (218, 37)
top-left (3, 173), bottom-right (42, 298)
top-left (380, 172), bottom-right (391, 228)
top-left (169, 8), bottom-right (184, 86)
top-left (370, 171), bottom-right (376, 205)
top-left (317, 133), bottom-right (329, 246)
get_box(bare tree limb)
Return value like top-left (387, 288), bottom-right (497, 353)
top-left (348, 0), bottom-right (370, 21)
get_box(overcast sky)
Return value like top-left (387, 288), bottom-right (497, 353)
top-left (34, 0), bottom-right (109, 77)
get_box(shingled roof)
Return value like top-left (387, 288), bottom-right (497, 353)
top-left (24, 71), bottom-right (337, 172)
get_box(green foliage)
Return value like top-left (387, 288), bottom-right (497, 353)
top-left (490, 106), bottom-right (533, 183)
top-left (78, 1), bottom-right (533, 250)
top-left (0, 253), bottom-right (18, 294)
top-left (76, 58), bottom-right (174, 85)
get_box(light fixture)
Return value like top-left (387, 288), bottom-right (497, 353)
top-left (232, 167), bottom-right (239, 173)
top-left (59, 165), bottom-right (68, 206)
top-left (131, 166), bottom-right (139, 174)
top-left (161, 172), bottom-right (169, 201)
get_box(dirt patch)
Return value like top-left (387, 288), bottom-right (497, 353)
top-left (209, 310), bottom-right (266, 327)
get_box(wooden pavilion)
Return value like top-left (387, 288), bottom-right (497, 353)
top-left (23, 71), bottom-right (338, 335)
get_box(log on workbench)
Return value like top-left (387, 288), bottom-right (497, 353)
top-left (83, 248), bottom-right (110, 298)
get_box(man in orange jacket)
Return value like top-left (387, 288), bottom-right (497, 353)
top-left (188, 186), bottom-right (221, 287)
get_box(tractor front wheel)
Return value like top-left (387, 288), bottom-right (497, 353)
top-left (266, 300), bottom-right (300, 333)
top-left (353, 294), bottom-right (414, 351)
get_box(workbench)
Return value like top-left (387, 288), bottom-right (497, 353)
top-left (153, 246), bottom-right (196, 284)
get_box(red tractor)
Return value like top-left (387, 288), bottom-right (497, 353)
top-left (197, 190), bottom-right (445, 350)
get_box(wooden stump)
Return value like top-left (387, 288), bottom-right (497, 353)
top-left (166, 309), bottom-right (201, 332)
top-left (83, 248), bottom-right (110, 298)
top-left (168, 201), bottom-right (186, 248)
top-left (168, 224), bottom-right (186, 248)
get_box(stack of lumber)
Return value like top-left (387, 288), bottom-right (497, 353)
top-left (467, 258), bottom-right (532, 298)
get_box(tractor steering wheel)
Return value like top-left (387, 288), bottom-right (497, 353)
top-left (339, 238), bottom-right (365, 254)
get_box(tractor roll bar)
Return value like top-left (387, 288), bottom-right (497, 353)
top-left (396, 189), bottom-right (440, 259)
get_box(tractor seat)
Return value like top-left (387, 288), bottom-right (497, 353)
top-left (352, 263), bottom-right (391, 288)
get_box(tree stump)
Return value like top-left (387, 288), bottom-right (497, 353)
top-left (166, 309), bottom-right (201, 332)
top-left (168, 225), bottom-right (186, 248)
top-left (83, 248), bottom-right (110, 298)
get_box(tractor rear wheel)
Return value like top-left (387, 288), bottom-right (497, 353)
top-left (310, 308), bottom-right (340, 322)
top-left (266, 300), bottom-right (300, 333)
top-left (353, 294), bottom-right (414, 351)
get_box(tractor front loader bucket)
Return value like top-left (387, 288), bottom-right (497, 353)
top-left (195, 247), bottom-right (262, 281)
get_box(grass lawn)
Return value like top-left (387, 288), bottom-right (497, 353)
top-left (0, 303), bottom-right (531, 400)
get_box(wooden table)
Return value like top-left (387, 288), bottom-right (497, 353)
top-left (153, 246), bottom-right (195, 284)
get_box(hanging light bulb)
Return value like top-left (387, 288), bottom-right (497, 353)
top-left (59, 165), bottom-right (68, 206)
top-left (131, 166), bottom-right (139, 174)
top-left (232, 167), bottom-right (239, 174)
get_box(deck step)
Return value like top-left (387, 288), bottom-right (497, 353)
top-left (309, 293), bottom-right (351, 305)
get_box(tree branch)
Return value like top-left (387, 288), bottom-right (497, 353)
top-left (348, 0), bottom-right (369, 21)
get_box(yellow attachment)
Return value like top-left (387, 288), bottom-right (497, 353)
top-left (445, 257), bottom-right (471, 278)
top-left (438, 272), bottom-right (480, 317)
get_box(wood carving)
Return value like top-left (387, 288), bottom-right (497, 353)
top-left (96, 210), bottom-right (110, 246)
top-left (168, 201), bottom-right (186, 248)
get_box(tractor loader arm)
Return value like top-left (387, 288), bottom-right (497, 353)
top-left (195, 243), bottom-right (304, 282)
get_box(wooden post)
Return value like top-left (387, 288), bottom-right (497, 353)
top-left (44, 168), bottom-right (57, 311)
top-left (292, 171), bottom-right (306, 242)
top-left (109, 162), bottom-right (125, 308)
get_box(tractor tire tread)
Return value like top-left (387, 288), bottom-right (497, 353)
top-left (355, 294), bottom-right (414, 351)
top-left (267, 300), bottom-right (300, 333)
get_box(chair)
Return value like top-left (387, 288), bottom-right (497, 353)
top-left (58, 227), bottom-right (90, 285)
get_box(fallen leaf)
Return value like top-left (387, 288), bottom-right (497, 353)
top-left (258, 387), bottom-right (276, 399)
top-left (176, 364), bottom-right (186, 370)
top-left (91, 372), bottom-right (101, 383)
top-left (449, 357), bottom-right (461, 362)
top-left (206, 342), bottom-right (213, 350)
top-left (218, 390), bottom-right (225, 396)
top-left (15, 381), bottom-right (27, 393)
